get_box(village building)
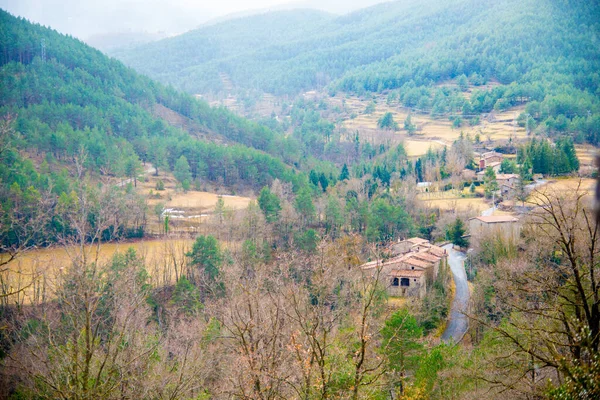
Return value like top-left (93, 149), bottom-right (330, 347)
top-left (478, 151), bottom-right (504, 170)
top-left (468, 215), bottom-right (521, 241)
top-left (390, 237), bottom-right (429, 254)
top-left (496, 173), bottom-right (519, 189)
top-left (476, 162), bottom-right (502, 181)
top-left (362, 238), bottom-right (448, 299)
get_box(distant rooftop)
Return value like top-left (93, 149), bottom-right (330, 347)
top-left (404, 237), bottom-right (429, 245)
top-left (496, 174), bottom-right (519, 180)
top-left (481, 151), bottom-right (502, 159)
top-left (471, 216), bottom-right (519, 224)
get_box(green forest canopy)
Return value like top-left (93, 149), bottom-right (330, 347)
top-left (112, 0), bottom-right (600, 144)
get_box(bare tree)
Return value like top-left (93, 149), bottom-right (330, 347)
top-left (218, 264), bottom-right (293, 400)
top-left (470, 182), bottom-right (600, 397)
top-left (4, 183), bottom-right (158, 398)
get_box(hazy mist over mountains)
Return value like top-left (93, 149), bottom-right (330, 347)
top-left (0, 0), bottom-right (389, 50)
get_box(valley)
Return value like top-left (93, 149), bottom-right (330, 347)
top-left (1, 1), bottom-right (599, 399)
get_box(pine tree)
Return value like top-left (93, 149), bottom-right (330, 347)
top-left (174, 155), bottom-right (192, 188)
top-left (339, 163), bottom-right (350, 181)
top-left (378, 112), bottom-right (398, 130)
top-left (294, 187), bottom-right (315, 226)
top-left (404, 114), bottom-right (416, 135)
top-left (187, 235), bottom-right (222, 284)
top-left (258, 186), bottom-right (281, 223)
top-left (449, 217), bottom-right (469, 248)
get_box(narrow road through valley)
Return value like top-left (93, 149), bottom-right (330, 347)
top-left (441, 244), bottom-right (469, 343)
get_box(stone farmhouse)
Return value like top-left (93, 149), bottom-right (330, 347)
top-left (478, 151), bottom-right (504, 170)
top-left (495, 173), bottom-right (520, 196)
top-left (362, 238), bottom-right (448, 299)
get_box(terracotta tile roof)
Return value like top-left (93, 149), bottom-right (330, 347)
top-left (391, 269), bottom-right (425, 278)
top-left (417, 243), bottom-right (446, 257)
top-left (400, 256), bottom-right (431, 269)
top-left (412, 251), bottom-right (440, 263)
top-left (361, 255), bottom-right (407, 270)
top-left (471, 216), bottom-right (519, 224)
top-left (406, 237), bottom-right (429, 245)
top-left (361, 259), bottom-right (382, 270)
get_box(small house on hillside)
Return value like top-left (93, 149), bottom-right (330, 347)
top-left (494, 174), bottom-right (520, 197)
top-left (479, 151), bottom-right (504, 170)
top-left (469, 215), bottom-right (520, 241)
top-left (495, 174), bottom-right (519, 185)
top-left (398, 253), bottom-right (439, 284)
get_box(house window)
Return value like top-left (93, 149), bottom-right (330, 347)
top-left (401, 278), bottom-right (410, 287)
top-left (392, 277), bottom-right (399, 286)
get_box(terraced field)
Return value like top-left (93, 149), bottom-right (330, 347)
top-left (336, 93), bottom-right (528, 145)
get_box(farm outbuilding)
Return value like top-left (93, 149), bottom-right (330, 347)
top-left (469, 215), bottom-right (520, 242)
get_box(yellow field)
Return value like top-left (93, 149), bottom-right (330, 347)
top-left (165, 191), bottom-right (252, 210)
top-left (140, 168), bottom-right (252, 211)
top-left (420, 197), bottom-right (490, 213)
top-left (133, 166), bottom-right (253, 234)
top-left (333, 93), bottom-right (530, 156)
top-left (1, 239), bottom-right (197, 302)
top-left (575, 145), bottom-right (597, 167)
top-left (404, 139), bottom-right (446, 156)
top-left (417, 190), bottom-right (491, 214)
top-left (528, 178), bottom-right (595, 206)
top-left (533, 178), bottom-right (595, 194)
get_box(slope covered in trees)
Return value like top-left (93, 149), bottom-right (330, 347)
top-left (0, 10), bottom-right (306, 248)
top-left (113, 0), bottom-right (600, 143)
top-left (0, 9), bottom-right (307, 184)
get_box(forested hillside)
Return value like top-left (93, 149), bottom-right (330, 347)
top-left (113, 0), bottom-right (600, 144)
top-left (0, 10), bottom-right (304, 248)
top-left (2, 5), bottom-right (599, 400)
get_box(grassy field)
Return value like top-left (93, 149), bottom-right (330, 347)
top-left (575, 144), bottom-right (597, 168)
top-left (134, 166), bottom-right (253, 234)
top-left (420, 196), bottom-right (490, 214)
top-left (337, 94), bottom-right (528, 136)
top-left (165, 191), bottom-right (252, 210)
top-left (0, 237), bottom-right (244, 304)
top-left (330, 93), bottom-right (531, 158)
top-left (404, 139), bottom-right (445, 157)
top-left (140, 168), bottom-right (252, 211)
top-left (520, 178), bottom-right (595, 209)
